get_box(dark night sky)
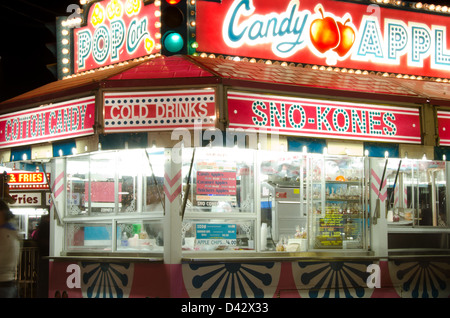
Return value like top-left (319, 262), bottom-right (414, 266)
top-left (0, 0), bottom-right (74, 102)
top-left (1, 0), bottom-right (450, 103)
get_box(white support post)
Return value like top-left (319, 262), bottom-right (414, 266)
top-left (49, 158), bottom-right (66, 257)
top-left (369, 157), bottom-right (388, 258)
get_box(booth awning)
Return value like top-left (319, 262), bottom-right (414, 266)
top-left (2, 55), bottom-right (450, 112)
top-left (0, 58), bottom-right (146, 111)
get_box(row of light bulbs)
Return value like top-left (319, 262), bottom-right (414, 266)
top-left (63, 48), bottom-right (450, 83)
top-left (367, 0), bottom-right (450, 14)
top-left (62, 54), bottom-right (159, 79)
top-left (76, 0), bottom-right (450, 14)
top-left (195, 52), bottom-right (450, 83)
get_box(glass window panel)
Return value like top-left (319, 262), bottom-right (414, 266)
top-left (117, 150), bottom-right (142, 213)
top-left (385, 158), bottom-right (414, 224)
top-left (62, 149), bottom-right (166, 255)
top-left (65, 223), bottom-right (112, 252)
top-left (259, 150), bottom-right (307, 251)
top-left (183, 147), bottom-right (255, 213)
top-left (143, 149), bottom-right (165, 213)
top-left (386, 158), bottom-right (448, 253)
top-left (386, 159), bottom-right (447, 228)
top-left (308, 155), bottom-right (366, 250)
top-left (117, 220), bottom-right (164, 252)
top-left (417, 160), bottom-right (447, 227)
top-left (89, 152), bottom-right (117, 215)
top-left (66, 156), bottom-right (89, 216)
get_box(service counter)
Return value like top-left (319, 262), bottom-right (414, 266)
top-left (181, 250), bottom-right (377, 263)
top-left (49, 255), bottom-right (164, 262)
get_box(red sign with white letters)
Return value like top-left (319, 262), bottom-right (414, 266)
top-left (196, 0), bottom-right (450, 79)
top-left (197, 171), bottom-right (237, 197)
top-left (228, 91), bottom-right (421, 144)
top-left (0, 96), bottom-right (95, 148)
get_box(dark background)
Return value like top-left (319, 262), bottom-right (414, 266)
top-left (0, 0), bottom-right (74, 102)
top-left (0, 0), bottom-right (449, 103)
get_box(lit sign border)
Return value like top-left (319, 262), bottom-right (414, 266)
top-left (8, 173), bottom-right (50, 190)
top-left (73, 0), bottom-right (160, 73)
top-left (196, 0), bottom-right (450, 79)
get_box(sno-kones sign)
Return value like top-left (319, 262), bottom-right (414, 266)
top-left (196, 0), bottom-right (450, 79)
top-left (0, 96), bottom-right (95, 148)
top-left (74, 0), bottom-right (159, 73)
top-left (228, 91), bottom-right (421, 144)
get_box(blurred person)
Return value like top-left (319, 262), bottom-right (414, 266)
top-left (0, 200), bottom-right (20, 298)
top-left (33, 213), bottom-right (49, 297)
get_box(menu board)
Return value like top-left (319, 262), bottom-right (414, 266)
top-left (197, 171), bottom-right (236, 198)
top-left (195, 223), bottom-right (237, 248)
top-left (195, 161), bottom-right (237, 207)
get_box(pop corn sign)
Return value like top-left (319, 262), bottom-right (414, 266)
top-left (74, 0), bottom-right (159, 73)
top-left (197, 0), bottom-right (450, 79)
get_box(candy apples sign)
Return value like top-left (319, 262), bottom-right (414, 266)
top-left (197, 0), bottom-right (450, 79)
top-left (74, 0), bottom-right (159, 73)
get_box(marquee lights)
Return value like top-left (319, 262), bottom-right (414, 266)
top-left (61, 17), bottom-right (82, 28)
top-left (57, 16), bottom-right (73, 78)
top-left (365, 0), bottom-right (450, 14)
top-left (197, 0), bottom-right (450, 81)
top-left (73, 0), bottom-right (159, 73)
top-left (62, 54), bottom-right (157, 80)
top-left (195, 52), bottom-right (450, 83)
top-left (63, 0), bottom-right (450, 80)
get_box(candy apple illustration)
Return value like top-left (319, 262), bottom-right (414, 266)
top-left (309, 6), bottom-right (340, 53)
top-left (333, 17), bottom-right (356, 57)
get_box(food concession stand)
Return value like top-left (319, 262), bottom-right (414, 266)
top-left (0, 0), bottom-right (450, 298)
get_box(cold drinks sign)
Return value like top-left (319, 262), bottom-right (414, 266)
top-left (196, 0), bottom-right (450, 79)
top-left (103, 89), bottom-right (216, 132)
